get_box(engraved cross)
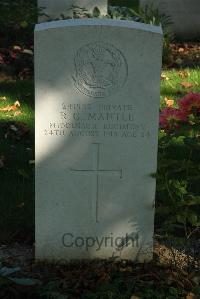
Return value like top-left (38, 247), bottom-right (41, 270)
top-left (70, 143), bottom-right (123, 223)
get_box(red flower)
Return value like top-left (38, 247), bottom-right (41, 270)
top-left (178, 93), bottom-right (200, 115)
top-left (160, 107), bottom-right (188, 130)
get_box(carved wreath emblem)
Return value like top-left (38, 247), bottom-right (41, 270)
top-left (74, 42), bottom-right (128, 98)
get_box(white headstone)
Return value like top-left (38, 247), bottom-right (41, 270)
top-left (35, 19), bottom-right (163, 262)
top-left (140, 0), bottom-right (200, 40)
top-left (38, 0), bottom-right (108, 22)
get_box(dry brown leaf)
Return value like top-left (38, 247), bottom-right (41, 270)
top-left (0, 105), bottom-right (17, 112)
top-left (0, 100), bottom-right (21, 112)
top-left (178, 70), bottom-right (190, 78)
top-left (164, 97), bottom-right (174, 107)
top-left (178, 47), bottom-right (184, 53)
top-left (180, 82), bottom-right (194, 88)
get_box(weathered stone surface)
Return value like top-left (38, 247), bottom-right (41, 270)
top-left (35, 19), bottom-right (162, 261)
top-left (140, 0), bottom-right (200, 40)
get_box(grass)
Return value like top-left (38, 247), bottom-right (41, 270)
top-left (0, 80), bottom-right (34, 241)
top-left (0, 68), bottom-right (199, 298)
top-left (0, 80), bottom-right (34, 126)
top-left (0, 67), bottom-right (199, 241)
top-left (160, 67), bottom-right (200, 107)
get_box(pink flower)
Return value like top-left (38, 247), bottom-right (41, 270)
top-left (159, 107), bottom-right (188, 130)
top-left (178, 93), bottom-right (200, 115)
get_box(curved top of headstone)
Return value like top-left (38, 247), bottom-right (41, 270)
top-left (35, 18), bottom-right (163, 35)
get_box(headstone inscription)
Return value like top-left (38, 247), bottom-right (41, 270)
top-left (35, 19), bottom-right (163, 261)
top-left (38, 0), bottom-right (108, 22)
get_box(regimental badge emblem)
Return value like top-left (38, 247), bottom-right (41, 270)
top-left (74, 42), bottom-right (128, 98)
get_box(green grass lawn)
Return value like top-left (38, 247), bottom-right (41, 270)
top-left (160, 68), bottom-right (200, 107)
top-left (0, 68), bottom-right (199, 241)
top-left (0, 80), bottom-right (34, 126)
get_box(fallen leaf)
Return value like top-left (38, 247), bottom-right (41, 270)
top-left (0, 105), bottom-right (17, 112)
top-left (0, 96), bottom-right (7, 101)
top-left (178, 47), bottom-right (184, 53)
top-left (164, 97), bottom-right (174, 107)
top-left (161, 73), bottom-right (170, 81)
top-left (178, 70), bottom-right (190, 78)
top-left (13, 45), bottom-right (21, 50)
top-left (180, 82), bottom-right (194, 88)
top-left (14, 100), bottom-right (21, 107)
top-left (0, 100), bottom-right (21, 112)
top-left (14, 111), bottom-right (22, 116)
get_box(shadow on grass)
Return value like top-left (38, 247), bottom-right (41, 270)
top-left (161, 86), bottom-right (186, 98)
top-left (0, 80), bottom-right (34, 243)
